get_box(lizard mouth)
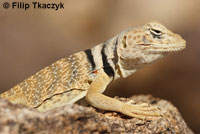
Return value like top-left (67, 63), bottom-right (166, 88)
top-left (143, 43), bottom-right (186, 54)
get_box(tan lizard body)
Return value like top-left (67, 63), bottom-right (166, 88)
top-left (0, 22), bottom-right (186, 120)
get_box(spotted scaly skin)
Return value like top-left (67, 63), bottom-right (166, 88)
top-left (0, 22), bottom-right (186, 120)
top-left (1, 52), bottom-right (92, 111)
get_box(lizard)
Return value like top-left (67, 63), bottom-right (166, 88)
top-left (0, 21), bottom-right (186, 120)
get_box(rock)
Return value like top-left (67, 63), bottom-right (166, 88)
top-left (0, 95), bottom-right (194, 134)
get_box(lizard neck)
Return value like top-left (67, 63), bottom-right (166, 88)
top-left (88, 34), bottom-right (145, 80)
top-left (88, 35), bottom-right (120, 80)
top-left (98, 34), bottom-right (139, 79)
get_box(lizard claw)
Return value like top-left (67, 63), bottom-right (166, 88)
top-left (120, 103), bottom-right (162, 120)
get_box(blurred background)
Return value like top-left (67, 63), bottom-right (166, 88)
top-left (0, 0), bottom-right (199, 132)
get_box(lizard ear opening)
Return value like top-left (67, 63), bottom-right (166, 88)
top-left (122, 35), bottom-right (127, 48)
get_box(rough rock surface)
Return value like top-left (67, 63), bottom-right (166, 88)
top-left (0, 95), bottom-right (194, 134)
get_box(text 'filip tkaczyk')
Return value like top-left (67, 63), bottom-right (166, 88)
top-left (11, 2), bottom-right (64, 10)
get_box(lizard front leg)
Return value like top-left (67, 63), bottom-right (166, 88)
top-left (85, 69), bottom-right (162, 120)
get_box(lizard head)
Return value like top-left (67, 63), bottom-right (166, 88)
top-left (116, 21), bottom-right (186, 78)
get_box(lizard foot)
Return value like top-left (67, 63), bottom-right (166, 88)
top-left (120, 103), bottom-right (162, 120)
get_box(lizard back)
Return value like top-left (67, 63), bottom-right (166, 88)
top-left (0, 51), bottom-right (93, 111)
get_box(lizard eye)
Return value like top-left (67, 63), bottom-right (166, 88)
top-left (150, 28), bottom-right (163, 37)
